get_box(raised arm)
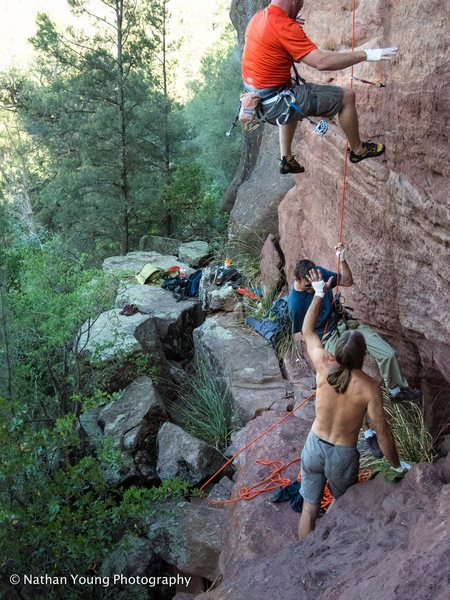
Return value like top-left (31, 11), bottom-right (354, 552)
top-left (302, 269), bottom-right (333, 370)
top-left (335, 243), bottom-right (353, 287)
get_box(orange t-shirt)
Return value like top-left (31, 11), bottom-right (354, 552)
top-left (242, 5), bottom-right (317, 89)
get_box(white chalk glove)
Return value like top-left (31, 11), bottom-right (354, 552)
top-left (311, 280), bottom-right (326, 298)
top-left (335, 244), bottom-right (346, 262)
top-left (391, 460), bottom-right (412, 473)
top-left (365, 47), bottom-right (398, 61)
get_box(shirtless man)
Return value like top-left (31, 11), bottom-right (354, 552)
top-left (298, 269), bottom-right (410, 540)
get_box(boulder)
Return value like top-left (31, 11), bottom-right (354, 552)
top-left (156, 423), bottom-right (226, 486)
top-left (193, 314), bottom-right (288, 425)
top-left (75, 309), bottom-right (169, 391)
top-left (76, 310), bottom-right (151, 363)
top-left (207, 477), bottom-right (234, 504)
top-left (139, 235), bottom-right (181, 256)
top-left (198, 265), bottom-right (239, 312)
top-left (115, 285), bottom-right (205, 360)
top-left (178, 241), bottom-right (210, 267)
top-left (260, 233), bottom-right (285, 293)
top-left (93, 377), bottom-right (168, 486)
top-left (147, 500), bottom-right (226, 581)
top-left (99, 534), bottom-right (172, 600)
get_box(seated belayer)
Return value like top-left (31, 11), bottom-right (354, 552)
top-left (297, 268), bottom-right (411, 540)
top-left (241, 0), bottom-right (398, 173)
top-left (287, 243), bottom-right (422, 405)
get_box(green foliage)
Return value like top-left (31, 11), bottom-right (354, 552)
top-left (2, 233), bottom-right (117, 416)
top-left (0, 405), bottom-right (192, 587)
top-left (180, 25), bottom-right (243, 192)
top-left (0, 0), bottom-right (183, 258)
top-left (161, 161), bottom-right (228, 241)
top-left (171, 353), bottom-right (233, 450)
top-left (384, 398), bottom-right (436, 464)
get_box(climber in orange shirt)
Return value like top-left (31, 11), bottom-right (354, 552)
top-left (242, 0), bottom-right (398, 174)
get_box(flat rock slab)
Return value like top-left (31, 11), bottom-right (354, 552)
top-left (193, 314), bottom-right (288, 425)
top-left (103, 251), bottom-right (190, 277)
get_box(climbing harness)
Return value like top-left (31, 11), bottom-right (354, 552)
top-left (260, 89), bottom-right (329, 135)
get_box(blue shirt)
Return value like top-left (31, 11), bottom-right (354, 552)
top-left (287, 266), bottom-right (339, 338)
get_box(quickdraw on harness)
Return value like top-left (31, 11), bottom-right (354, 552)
top-left (229, 64), bottom-right (329, 136)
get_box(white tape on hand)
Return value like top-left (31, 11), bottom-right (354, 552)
top-left (365, 47), bottom-right (398, 61)
top-left (312, 280), bottom-right (325, 298)
top-left (336, 248), bottom-right (346, 261)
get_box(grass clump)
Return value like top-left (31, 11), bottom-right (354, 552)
top-left (384, 400), bottom-right (435, 464)
top-left (360, 388), bottom-right (437, 474)
top-left (172, 353), bottom-right (233, 451)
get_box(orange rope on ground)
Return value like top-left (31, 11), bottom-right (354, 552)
top-left (200, 391), bottom-right (316, 497)
top-left (207, 458), bottom-right (301, 505)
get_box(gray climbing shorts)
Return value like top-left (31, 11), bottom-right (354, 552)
top-left (260, 82), bottom-right (344, 125)
top-left (300, 430), bottom-right (359, 505)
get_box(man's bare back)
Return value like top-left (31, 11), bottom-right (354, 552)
top-left (312, 351), bottom-right (381, 447)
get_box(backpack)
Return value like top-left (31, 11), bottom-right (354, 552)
top-left (245, 296), bottom-right (291, 346)
top-left (214, 266), bottom-right (241, 286)
top-left (161, 270), bottom-right (202, 302)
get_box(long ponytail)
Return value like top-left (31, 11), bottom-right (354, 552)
top-left (327, 366), bottom-right (352, 393)
top-left (327, 330), bottom-right (366, 394)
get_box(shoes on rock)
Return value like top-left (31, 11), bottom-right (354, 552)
top-left (280, 156), bottom-right (305, 174)
top-left (349, 141), bottom-right (385, 163)
top-left (390, 387), bottom-right (422, 404)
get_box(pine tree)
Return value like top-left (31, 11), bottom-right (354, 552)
top-left (14, 0), bottom-right (179, 256)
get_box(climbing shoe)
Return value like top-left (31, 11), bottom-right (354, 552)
top-left (365, 434), bottom-right (383, 459)
top-left (391, 387), bottom-right (422, 404)
top-left (279, 156), bottom-right (305, 174)
top-left (349, 141), bottom-right (385, 163)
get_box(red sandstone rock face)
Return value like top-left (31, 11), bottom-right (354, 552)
top-left (196, 455), bottom-right (450, 600)
top-left (229, 0), bottom-right (450, 424)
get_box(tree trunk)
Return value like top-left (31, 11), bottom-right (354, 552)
top-left (115, 0), bottom-right (130, 254)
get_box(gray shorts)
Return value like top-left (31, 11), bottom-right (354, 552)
top-left (261, 82), bottom-right (344, 125)
top-left (300, 430), bottom-right (359, 505)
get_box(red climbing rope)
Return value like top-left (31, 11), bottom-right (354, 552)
top-left (200, 391), bottom-right (316, 497)
top-left (336, 0), bottom-right (357, 289)
top-left (201, 1), bottom-right (368, 508)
